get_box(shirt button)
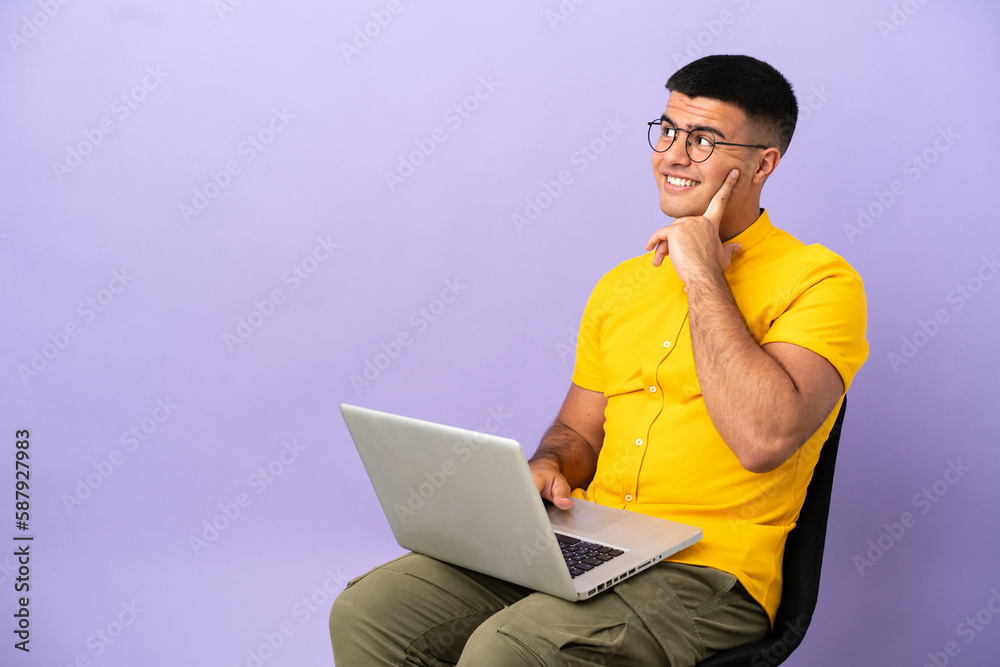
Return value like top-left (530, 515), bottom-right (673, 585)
top-left (649, 386), bottom-right (656, 393)
top-left (663, 341), bottom-right (671, 348)
top-left (624, 494), bottom-right (633, 502)
top-left (635, 438), bottom-right (643, 446)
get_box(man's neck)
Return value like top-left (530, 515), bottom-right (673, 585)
top-left (719, 201), bottom-right (763, 242)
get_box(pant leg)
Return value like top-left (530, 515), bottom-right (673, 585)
top-left (457, 562), bottom-right (770, 667)
top-left (330, 553), bottom-right (531, 666)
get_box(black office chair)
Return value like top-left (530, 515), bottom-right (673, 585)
top-left (697, 397), bottom-right (847, 667)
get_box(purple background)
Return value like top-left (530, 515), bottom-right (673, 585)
top-left (2, 1), bottom-right (998, 665)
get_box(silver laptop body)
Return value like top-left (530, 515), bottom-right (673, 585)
top-left (340, 404), bottom-right (702, 601)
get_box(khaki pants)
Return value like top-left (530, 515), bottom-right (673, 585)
top-left (330, 553), bottom-right (769, 666)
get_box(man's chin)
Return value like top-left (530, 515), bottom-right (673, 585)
top-left (658, 197), bottom-right (703, 220)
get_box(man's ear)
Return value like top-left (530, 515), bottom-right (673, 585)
top-left (751, 147), bottom-right (781, 185)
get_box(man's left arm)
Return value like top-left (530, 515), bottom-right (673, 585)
top-left (646, 169), bottom-right (849, 473)
top-left (684, 269), bottom-right (844, 473)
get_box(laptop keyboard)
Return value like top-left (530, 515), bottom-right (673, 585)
top-left (555, 532), bottom-right (625, 579)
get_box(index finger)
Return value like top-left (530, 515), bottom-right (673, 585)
top-left (702, 168), bottom-right (740, 226)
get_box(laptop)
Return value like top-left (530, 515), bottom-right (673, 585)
top-left (340, 404), bottom-right (702, 601)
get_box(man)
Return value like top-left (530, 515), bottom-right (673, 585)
top-left (331, 55), bottom-right (868, 666)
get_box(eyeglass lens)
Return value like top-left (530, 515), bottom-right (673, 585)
top-left (648, 123), bottom-right (716, 162)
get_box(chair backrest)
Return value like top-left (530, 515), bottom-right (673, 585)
top-left (697, 397), bottom-right (847, 667)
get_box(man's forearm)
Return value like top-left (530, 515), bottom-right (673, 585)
top-left (529, 420), bottom-right (600, 490)
top-left (685, 270), bottom-right (806, 471)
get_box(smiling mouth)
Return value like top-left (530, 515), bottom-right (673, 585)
top-left (665, 174), bottom-right (698, 188)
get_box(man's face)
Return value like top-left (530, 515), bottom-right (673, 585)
top-left (652, 92), bottom-right (760, 220)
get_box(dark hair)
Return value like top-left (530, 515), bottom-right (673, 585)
top-left (666, 55), bottom-right (798, 155)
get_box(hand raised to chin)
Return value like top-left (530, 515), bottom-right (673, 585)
top-left (644, 168), bottom-right (743, 284)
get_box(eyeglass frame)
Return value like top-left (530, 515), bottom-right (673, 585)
top-left (647, 118), bottom-right (770, 163)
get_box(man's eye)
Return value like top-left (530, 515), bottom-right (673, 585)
top-left (694, 135), bottom-right (713, 146)
top-left (663, 127), bottom-right (677, 138)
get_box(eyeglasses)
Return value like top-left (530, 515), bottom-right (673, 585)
top-left (647, 120), bottom-right (769, 163)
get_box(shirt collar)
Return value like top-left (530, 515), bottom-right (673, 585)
top-left (728, 209), bottom-right (773, 253)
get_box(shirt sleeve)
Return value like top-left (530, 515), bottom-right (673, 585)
top-left (571, 279), bottom-right (609, 393)
top-left (759, 249), bottom-right (869, 392)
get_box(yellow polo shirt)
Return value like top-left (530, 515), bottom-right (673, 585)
top-left (571, 210), bottom-right (868, 625)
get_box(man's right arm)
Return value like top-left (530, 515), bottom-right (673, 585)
top-left (528, 383), bottom-right (607, 510)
